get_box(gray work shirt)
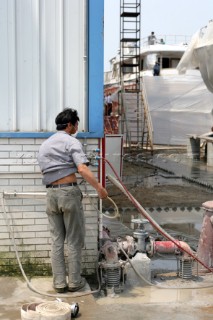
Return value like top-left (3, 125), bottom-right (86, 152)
top-left (37, 131), bottom-right (89, 185)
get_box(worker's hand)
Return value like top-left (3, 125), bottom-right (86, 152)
top-left (97, 184), bottom-right (108, 199)
top-left (77, 164), bottom-right (108, 199)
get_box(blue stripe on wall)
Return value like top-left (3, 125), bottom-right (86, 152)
top-left (0, 131), bottom-right (103, 139)
top-left (88, 0), bottom-right (104, 137)
top-left (0, 0), bottom-right (104, 139)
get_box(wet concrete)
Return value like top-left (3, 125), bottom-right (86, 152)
top-left (103, 207), bottom-right (202, 245)
top-left (1, 275), bottom-right (213, 320)
top-left (1, 151), bottom-right (213, 319)
top-left (151, 152), bottom-right (213, 188)
top-left (0, 212), bottom-right (213, 320)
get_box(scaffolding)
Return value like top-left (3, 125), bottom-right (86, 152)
top-left (119, 0), bottom-right (141, 149)
top-left (120, 0), bottom-right (141, 88)
top-left (119, 0), bottom-right (153, 152)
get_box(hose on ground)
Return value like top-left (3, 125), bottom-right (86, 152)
top-left (0, 195), bottom-right (101, 298)
top-left (102, 157), bottom-right (213, 274)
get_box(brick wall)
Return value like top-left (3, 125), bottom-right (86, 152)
top-left (0, 137), bottom-right (100, 276)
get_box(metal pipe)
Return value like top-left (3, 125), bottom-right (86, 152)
top-left (34, 0), bottom-right (41, 131)
top-left (106, 171), bottom-right (212, 272)
top-left (82, 0), bottom-right (88, 131)
top-left (3, 192), bottom-right (46, 198)
top-left (3, 191), bottom-right (98, 198)
top-left (59, 0), bottom-right (64, 112)
top-left (11, 0), bottom-right (17, 131)
top-left (154, 240), bottom-right (193, 257)
top-left (99, 139), bottom-right (104, 239)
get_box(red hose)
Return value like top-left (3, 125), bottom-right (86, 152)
top-left (103, 157), bottom-right (213, 273)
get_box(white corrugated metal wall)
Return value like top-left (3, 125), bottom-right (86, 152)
top-left (0, 0), bottom-right (87, 132)
top-left (0, 0), bottom-right (104, 276)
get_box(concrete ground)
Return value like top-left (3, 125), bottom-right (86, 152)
top-left (1, 275), bottom-right (213, 320)
top-left (1, 150), bottom-right (213, 320)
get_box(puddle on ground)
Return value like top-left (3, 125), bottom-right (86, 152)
top-left (98, 154), bottom-right (213, 312)
top-left (97, 279), bottom-right (213, 306)
top-left (151, 152), bottom-right (213, 186)
top-left (143, 174), bottom-right (184, 187)
top-left (105, 207), bottom-right (203, 239)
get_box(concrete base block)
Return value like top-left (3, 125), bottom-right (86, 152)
top-left (125, 252), bottom-right (151, 287)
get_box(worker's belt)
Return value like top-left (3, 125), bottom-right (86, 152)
top-left (46, 182), bottom-right (77, 188)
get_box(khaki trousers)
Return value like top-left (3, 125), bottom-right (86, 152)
top-left (46, 185), bottom-right (85, 289)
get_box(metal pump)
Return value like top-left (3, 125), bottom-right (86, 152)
top-left (132, 218), bottom-right (150, 252)
top-left (99, 215), bottom-right (196, 294)
top-left (99, 240), bottom-right (125, 293)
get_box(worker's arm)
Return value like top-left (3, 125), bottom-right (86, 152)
top-left (77, 163), bottom-right (108, 199)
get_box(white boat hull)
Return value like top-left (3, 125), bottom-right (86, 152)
top-left (143, 71), bottom-right (213, 145)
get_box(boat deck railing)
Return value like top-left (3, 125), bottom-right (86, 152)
top-left (141, 34), bottom-right (191, 46)
top-left (104, 35), bottom-right (192, 83)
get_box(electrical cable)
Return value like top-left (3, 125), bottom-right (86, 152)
top-left (0, 195), bottom-right (101, 298)
top-left (1, 155), bottom-right (213, 295)
top-left (0, 173), bottom-right (115, 298)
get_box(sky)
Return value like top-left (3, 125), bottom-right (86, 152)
top-left (104, 0), bottom-right (213, 71)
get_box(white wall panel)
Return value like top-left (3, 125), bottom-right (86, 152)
top-left (0, 0), bottom-right (87, 132)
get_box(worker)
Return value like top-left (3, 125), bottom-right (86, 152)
top-left (104, 94), bottom-right (108, 115)
top-left (153, 62), bottom-right (160, 76)
top-left (37, 108), bottom-right (108, 293)
top-left (148, 31), bottom-right (157, 45)
top-left (106, 93), bottom-right (113, 116)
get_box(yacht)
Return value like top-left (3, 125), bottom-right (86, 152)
top-left (104, 34), bottom-right (213, 147)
